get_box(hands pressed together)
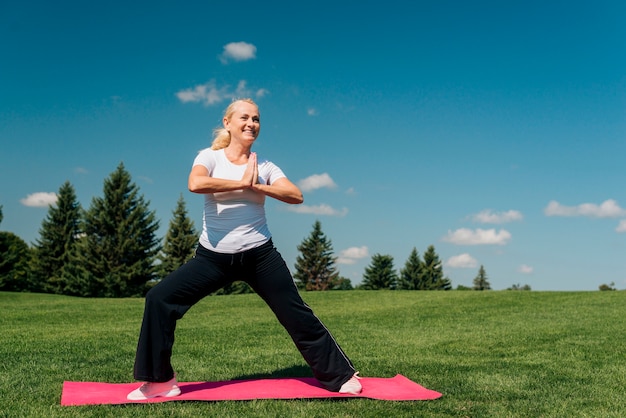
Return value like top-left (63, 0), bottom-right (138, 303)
top-left (241, 152), bottom-right (260, 191)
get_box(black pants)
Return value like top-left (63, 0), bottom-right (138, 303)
top-left (132, 240), bottom-right (356, 392)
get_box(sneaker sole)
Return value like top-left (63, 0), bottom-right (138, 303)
top-left (127, 387), bottom-right (181, 401)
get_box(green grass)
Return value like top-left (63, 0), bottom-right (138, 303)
top-left (1, 290), bottom-right (625, 417)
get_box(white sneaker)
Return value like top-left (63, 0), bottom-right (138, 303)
top-left (338, 372), bottom-right (362, 394)
top-left (127, 376), bottom-right (181, 400)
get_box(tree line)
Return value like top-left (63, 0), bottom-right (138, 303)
top-left (0, 163), bottom-right (197, 297)
top-left (1, 163), bottom-right (535, 296)
top-left (293, 220), bottom-right (506, 291)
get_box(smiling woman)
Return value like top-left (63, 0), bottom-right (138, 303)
top-left (126, 99), bottom-right (362, 401)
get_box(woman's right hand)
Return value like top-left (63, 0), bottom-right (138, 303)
top-left (241, 152), bottom-right (258, 189)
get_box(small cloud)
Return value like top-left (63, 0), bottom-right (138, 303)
top-left (544, 199), bottom-right (626, 218)
top-left (307, 108), bottom-right (318, 116)
top-left (75, 167), bottom-right (88, 174)
top-left (138, 176), bottom-right (153, 184)
top-left (176, 79), bottom-right (267, 106)
top-left (518, 264), bottom-right (534, 274)
top-left (286, 204), bottom-right (348, 217)
top-left (442, 228), bottom-right (512, 245)
top-left (219, 41), bottom-right (257, 64)
top-left (298, 173), bottom-right (337, 192)
top-left (345, 187), bottom-right (356, 195)
top-left (471, 209), bottom-right (523, 224)
top-left (446, 253), bottom-right (478, 268)
top-left (616, 220), bottom-right (626, 233)
top-left (176, 80), bottom-right (228, 105)
top-left (337, 246), bottom-right (369, 265)
top-left (20, 192), bottom-right (57, 207)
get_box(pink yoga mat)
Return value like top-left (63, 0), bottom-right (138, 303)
top-left (61, 374), bottom-right (442, 405)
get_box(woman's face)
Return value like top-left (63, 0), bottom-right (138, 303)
top-left (225, 101), bottom-right (260, 145)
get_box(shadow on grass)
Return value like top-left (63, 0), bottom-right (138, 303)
top-left (181, 365), bottom-right (323, 396)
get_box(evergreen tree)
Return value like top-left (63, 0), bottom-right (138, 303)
top-left (0, 207), bottom-right (33, 291)
top-left (58, 243), bottom-right (94, 297)
top-left (0, 205), bottom-right (34, 291)
top-left (422, 245), bottom-right (452, 290)
top-left (30, 181), bottom-right (83, 294)
top-left (0, 232), bottom-right (32, 291)
top-left (507, 283), bottom-right (532, 291)
top-left (81, 163), bottom-right (161, 297)
top-left (294, 220), bottom-right (339, 291)
top-left (397, 247), bottom-right (424, 290)
top-left (361, 253), bottom-right (397, 290)
top-left (214, 281), bottom-right (254, 295)
top-left (156, 195), bottom-right (198, 280)
top-left (331, 276), bottom-right (353, 290)
top-left (472, 265), bottom-right (491, 290)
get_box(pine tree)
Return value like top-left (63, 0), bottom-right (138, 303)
top-left (156, 194), bottom-right (198, 280)
top-left (58, 243), bottom-right (94, 297)
top-left (397, 247), bottom-right (424, 290)
top-left (422, 245), bottom-right (452, 290)
top-left (214, 281), bottom-right (254, 295)
top-left (30, 181), bottom-right (83, 294)
top-left (294, 220), bottom-right (339, 291)
top-left (361, 253), bottom-right (397, 290)
top-left (0, 232), bottom-right (32, 291)
top-left (473, 265), bottom-right (491, 290)
top-left (332, 276), bottom-right (353, 290)
top-left (0, 207), bottom-right (33, 291)
top-left (81, 163), bottom-right (161, 297)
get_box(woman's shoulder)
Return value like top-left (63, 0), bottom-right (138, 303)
top-left (196, 147), bottom-right (226, 158)
top-left (193, 147), bottom-right (223, 166)
top-left (197, 147), bottom-right (220, 155)
top-left (257, 155), bottom-right (277, 168)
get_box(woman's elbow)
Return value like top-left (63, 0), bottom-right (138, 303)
top-left (188, 178), bottom-right (202, 193)
top-left (292, 193), bottom-right (304, 204)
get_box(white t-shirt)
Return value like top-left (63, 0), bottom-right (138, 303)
top-left (192, 148), bottom-right (286, 253)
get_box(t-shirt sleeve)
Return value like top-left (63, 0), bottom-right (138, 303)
top-left (192, 148), bottom-right (216, 174)
top-left (261, 160), bottom-right (286, 185)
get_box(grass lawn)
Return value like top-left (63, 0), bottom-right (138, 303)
top-left (1, 290), bottom-right (625, 417)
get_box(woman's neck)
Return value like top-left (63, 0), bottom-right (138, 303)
top-left (223, 144), bottom-right (251, 165)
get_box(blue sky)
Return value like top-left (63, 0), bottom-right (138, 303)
top-left (1, 0), bottom-right (625, 290)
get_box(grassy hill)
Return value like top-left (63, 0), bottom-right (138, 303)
top-left (1, 290), bottom-right (624, 417)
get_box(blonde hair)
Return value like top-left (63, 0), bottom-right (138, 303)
top-left (211, 98), bottom-right (258, 150)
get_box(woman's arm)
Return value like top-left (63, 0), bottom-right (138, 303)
top-left (252, 177), bottom-right (304, 205)
top-left (188, 165), bottom-right (248, 194)
top-left (188, 153), bottom-right (304, 204)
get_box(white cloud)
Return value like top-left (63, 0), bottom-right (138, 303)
top-left (337, 246), bottom-right (369, 265)
top-left (176, 79), bottom-right (266, 106)
top-left (445, 253), bottom-right (478, 268)
top-left (307, 108), bottom-right (318, 116)
top-left (20, 192), bottom-right (57, 207)
top-left (286, 204), bottom-right (348, 217)
top-left (518, 264), bottom-right (534, 274)
top-left (74, 167), bottom-right (88, 174)
top-left (471, 209), bottom-right (523, 224)
top-left (442, 228), bottom-right (512, 245)
top-left (616, 220), bottom-right (626, 233)
top-left (544, 199), bottom-right (626, 218)
top-left (219, 41), bottom-right (257, 63)
top-left (298, 173), bottom-right (337, 192)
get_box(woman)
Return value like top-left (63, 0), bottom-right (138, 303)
top-left (127, 98), bottom-right (361, 400)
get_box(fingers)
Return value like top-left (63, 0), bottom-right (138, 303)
top-left (241, 152), bottom-right (258, 188)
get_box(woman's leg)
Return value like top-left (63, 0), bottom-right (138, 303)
top-left (132, 246), bottom-right (230, 382)
top-left (245, 241), bottom-right (357, 392)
